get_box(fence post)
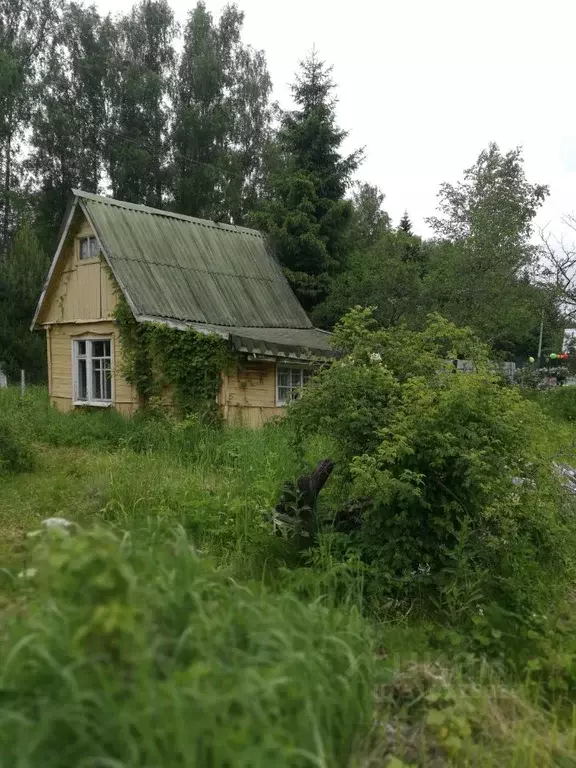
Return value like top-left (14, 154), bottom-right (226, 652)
top-left (20, 369), bottom-right (26, 398)
top-left (0, 363), bottom-right (7, 389)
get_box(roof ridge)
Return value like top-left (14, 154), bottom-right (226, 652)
top-left (72, 189), bottom-right (264, 238)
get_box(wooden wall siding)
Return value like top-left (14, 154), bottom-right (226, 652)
top-left (49, 322), bottom-right (137, 416)
top-left (219, 361), bottom-right (285, 427)
top-left (42, 215), bottom-right (118, 325)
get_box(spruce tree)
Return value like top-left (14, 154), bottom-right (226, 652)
top-left (252, 50), bottom-right (362, 310)
top-left (398, 210), bottom-right (412, 234)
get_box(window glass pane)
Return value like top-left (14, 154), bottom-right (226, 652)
top-left (278, 369), bottom-right (290, 388)
top-left (89, 237), bottom-right (99, 258)
top-left (92, 340), bottom-right (110, 358)
top-left (103, 359), bottom-right (112, 401)
top-left (76, 340), bottom-right (86, 357)
top-left (79, 238), bottom-right (89, 259)
top-left (77, 358), bottom-right (88, 401)
top-left (278, 386), bottom-right (291, 404)
top-left (303, 370), bottom-right (312, 385)
top-left (291, 369), bottom-right (302, 387)
top-left (92, 358), bottom-right (102, 400)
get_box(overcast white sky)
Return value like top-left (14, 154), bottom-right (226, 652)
top-left (94, 0), bottom-right (576, 238)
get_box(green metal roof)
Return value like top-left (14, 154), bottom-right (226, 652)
top-left (144, 319), bottom-right (334, 361)
top-left (76, 190), bottom-right (312, 331)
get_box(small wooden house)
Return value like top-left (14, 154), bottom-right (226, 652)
top-left (32, 190), bottom-right (333, 427)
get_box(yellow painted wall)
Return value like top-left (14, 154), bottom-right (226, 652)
top-left (39, 209), bottom-right (136, 415)
top-left (48, 322), bottom-right (137, 416)
top-left (219, 361), bottom-right (284, 428)
top-left (40, 213), bottom-right (118, 325)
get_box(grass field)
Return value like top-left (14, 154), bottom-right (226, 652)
top-left (2, 387), bottom-right (576, 766)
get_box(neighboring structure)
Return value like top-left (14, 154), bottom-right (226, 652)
top-left (32, 190), bottom-right (333, 427)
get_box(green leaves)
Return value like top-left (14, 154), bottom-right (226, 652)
top-left (287, 308), bottom-right (570, 612)
top-left (252, 51), bottom-right (361, 310)
top-left (115, 299), bottom-right (232, 421)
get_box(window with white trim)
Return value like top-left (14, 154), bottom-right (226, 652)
top-left (73, 338), bottom-right (112, 405)
top-left (79, 235), bottom-right (99, 260)
top-left (276, 365), bottom-right (312, 405)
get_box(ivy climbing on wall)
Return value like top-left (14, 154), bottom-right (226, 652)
top-left (114, 298), bottom-right (234, 420)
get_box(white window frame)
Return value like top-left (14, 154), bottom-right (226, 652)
top-left (276, 364), bottom-right (312, 406)
top-left (78, 235), bottom-right (100, 261)
top-left (72, 336), bottom-right (114, 407)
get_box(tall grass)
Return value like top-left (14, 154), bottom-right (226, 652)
top-left (2, 387), bottom-right (576, 765)
top-left (0, 525), bottom-right (374, 767)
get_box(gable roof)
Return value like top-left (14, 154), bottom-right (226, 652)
top-left (33, 190), bottom-right (333, 360)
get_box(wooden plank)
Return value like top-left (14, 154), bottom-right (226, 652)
top-left (223, 405), bottom-right (284, 428)
top-left (224, 361), bottom-right (277, 408)
top-left (48, 322), bottom-right (137, 407)
top-left (41, 209), bottom-right (121, 324)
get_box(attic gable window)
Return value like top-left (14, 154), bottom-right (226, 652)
top-left (73, 338), bottom-right (112, 406)
top-left (276, 365), bottom-right (311, 406)
top-left (79, 235), bottom-right (99, 260)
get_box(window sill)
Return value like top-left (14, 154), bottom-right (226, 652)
top-left (73, 401), bottom-right (113, 408)
top-left (77, 257), bottom-right (100, 265)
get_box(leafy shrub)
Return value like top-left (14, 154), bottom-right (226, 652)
top-left (0, 415), bottom-right (35, 473)
top-left (0, 525), bottom-right (374, 766)
top-left (286, 309), bottom-right (575, 613)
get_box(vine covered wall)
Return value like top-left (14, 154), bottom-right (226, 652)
top-left (114, 298), bottom-right (234, 420)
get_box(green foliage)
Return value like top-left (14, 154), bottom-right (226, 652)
top-left (0, 524), bottom-right (374, 766)
top-left (0, 413), bottom-right (35, 474)
top-left (115, 298), bottom-right (232, 419)
top-left (314, 229), bottom-right (425, 329)
top-left (398, 210), bottom-right (413, 234)
top-left (423, 143), bottom-right (560, 358)
top-left (0, 216), bottom-right (49, 381)
top-left (348, 181), bottom-right (390, 250)
top-left (171, 2), bottom-right (272, 222)
top-left (422, 239), bottom-right (561, 358)
top-left (0, 0), bottom-right (60, 254)
top-left (2, 386), bottom-right (576, 764)
top-left (287, 308), bottom-right (575, 613)
top-left (526, 386), bottom-right (576, 422)
top-left (252, 50), bottom-right (362, 309)
top-left (105, 0), bottom-right (176, 207)
top-left (27, 2), bottom-right (115, 250)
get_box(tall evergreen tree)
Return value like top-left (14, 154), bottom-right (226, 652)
top-left (171, 2), bottom-right (271, 222)
top-left (252, 50), bottom-right (363, 309)
top-left (398, 210), bottom-right (412, 234)
top-left (105, 0), bottom-right (175, 207)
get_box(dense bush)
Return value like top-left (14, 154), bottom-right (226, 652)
top-left (287, 309), bottom-right (576, 614)
top-left (0, 525), bottom-right (374, 766)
